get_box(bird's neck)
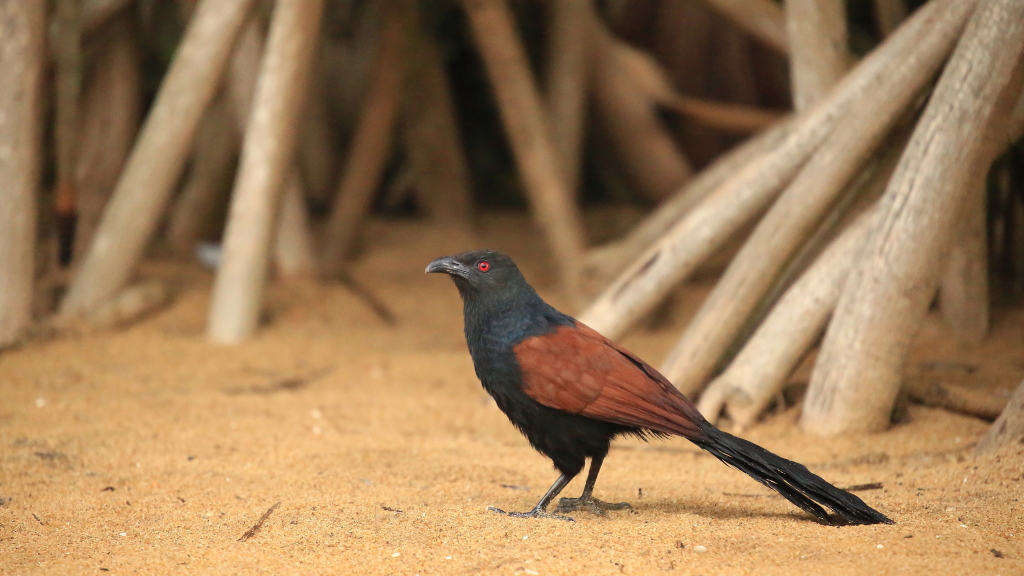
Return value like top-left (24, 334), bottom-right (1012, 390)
top-left (461, 289), bottom-right (569, 354)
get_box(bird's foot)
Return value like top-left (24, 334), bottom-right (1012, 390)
top-left (555, 496), bottom-right (632, 516)
top-left (486, 505), bottom-right (575, 522)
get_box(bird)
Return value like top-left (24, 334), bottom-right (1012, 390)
top-left (426, 249), bottom-right (893, 525)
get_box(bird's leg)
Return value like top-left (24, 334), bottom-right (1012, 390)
top-left (555, 454), bottom-right (632, 516)
top-left (487, 473), bottom-right (576, 522)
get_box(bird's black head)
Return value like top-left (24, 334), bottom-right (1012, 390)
top-left (425, 250), bottom-right (533, 303)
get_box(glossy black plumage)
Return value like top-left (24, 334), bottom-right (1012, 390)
top-left (427, 250), bottom-right (893, 525)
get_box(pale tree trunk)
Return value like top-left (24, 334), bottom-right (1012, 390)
top-left (165, 96), bottom-right (238, 253)
top-left (660, 1), bottom-right (964, 395)
top-left (939, 179), bottom-right (989, 345)
top-left (0, 1), bottom-right (45, 349)
top-left (321, 5), bottom-right (404, 268)
top-left (223, 16), bottom-right (319, 282)
top-left (74, 14), bottom-right (141, 263)
top-left (696, 133), bottom-right (905, 426)
top-left (697, 207), bottom-right (877, 427)
top-left (974, 379), bottom-right (1024, 456)
top-left (61, 0), bottom-right (255, 316)
top-left (208, 0), bottom-right (324, 343)
top-left (699, 0), bottom-right (788, 54)
top-left (401, 0), bottom-right (473, 224)
top-left (785, 0), bottom-right (849, 110)
top-left (580, 0), bottom-right (971, 340)
top-left (545, 0), bottom-right (591, 194)
top-left (591, 20), bottom-right (693, 203)
top-left (802, 0), bottom-right (1024, 436)
top-left (461, 0), bottom-right (587, 289)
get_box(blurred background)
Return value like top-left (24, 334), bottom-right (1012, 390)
top-left (1, 0), bottom-right (1023, 436)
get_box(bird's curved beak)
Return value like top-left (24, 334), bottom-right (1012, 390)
top-left (425, 256), bottom-right (468, 278)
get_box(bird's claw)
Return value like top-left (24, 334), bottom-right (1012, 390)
top-left (555, 496), bottom-right (632, 516)
top-left (487, 505), bottom-right (575, 522)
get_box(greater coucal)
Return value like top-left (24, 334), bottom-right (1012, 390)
top-left (427, 250), bottom-right (892, 525)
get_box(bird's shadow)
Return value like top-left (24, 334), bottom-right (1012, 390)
top-left (618, 498), bottom-right (832, 526)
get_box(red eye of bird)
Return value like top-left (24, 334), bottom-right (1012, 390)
top-left (477, 261), bottom-right (491, 272)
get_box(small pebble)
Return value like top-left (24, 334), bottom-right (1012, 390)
top-left (523, 535), bottom-right (529, 540)
top-left (392, 552), bottom-right (400, 557)
top-left (35, 397), bottom-right (47, 408)
top-left (119, 532), bottom-right (126, 537)
top-left (693, 545), bottom-right (708, 554)
top-left (877, 544), bottom-right (884, 549)
top-left (445, 556), bottom-right (452, 560)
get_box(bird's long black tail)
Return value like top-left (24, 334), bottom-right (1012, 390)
top-left (691, 422), bottom-right (893, 525)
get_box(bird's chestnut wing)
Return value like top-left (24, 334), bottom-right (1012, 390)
top-left (513, 322), bottom-right (703, 436)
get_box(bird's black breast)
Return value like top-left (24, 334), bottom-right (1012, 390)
top-left (463, 300), bottom-right (628, 476)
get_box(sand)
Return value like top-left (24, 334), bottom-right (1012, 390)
top-left (1, 216), bottom-right (1022, 575)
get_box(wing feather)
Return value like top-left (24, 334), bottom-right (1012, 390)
top-left (513, 322), bottom-right (703, 437)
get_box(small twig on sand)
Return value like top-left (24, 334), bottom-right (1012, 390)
top-left (239, 501), bottom-right (281, 542)
top-left (335, 271), bottom-right (397, 326)
top-left (842, 483), bottom-right (884, 492)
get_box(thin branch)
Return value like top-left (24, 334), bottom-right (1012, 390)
top-left (401, 0), bottom-right (473, 223)
top-left (223, 16), bottom-right (319, 282)
top-left (321, 4), bottom-right (404, 268)
top-left (545, 0), bottom-right (592, 192)
top-left (665, 96), bottom-right (786, 134)
top-left (461, 0), bottom-right (587, 288)
top-left (208, 0), bottom-right (324, 343)
top-left (74, 14), bottom-right (141, 263)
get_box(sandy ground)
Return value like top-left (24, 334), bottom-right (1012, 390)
top-left (2, 215), bottom-right (1022, 575)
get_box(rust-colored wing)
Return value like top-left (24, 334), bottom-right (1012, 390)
top-left (513, 322), bottom-right (703, 438)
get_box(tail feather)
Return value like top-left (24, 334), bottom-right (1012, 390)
top-left (692, 423), bottom-right (894, 525)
